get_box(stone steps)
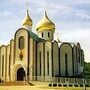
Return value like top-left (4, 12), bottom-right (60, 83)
top-left (0, 81), bottom-right (34, 86)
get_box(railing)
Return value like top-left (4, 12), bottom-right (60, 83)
top-left (30, 76), bottom-right (90, 85)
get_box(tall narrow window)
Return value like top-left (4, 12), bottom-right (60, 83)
top-left (2, 55), bottom-right (4, 76)
top-left (39, 52), bottom-right (41, 76)
top-left (65, 53), bottom-right (68, 76)
top-left (19, 36), bottom-right (24, 50)
top-left (47, 51), bottom-right (49, 75)
top-left (48, 32), bottom-right (50, 37)
top-left (42, 33), bottom-right (43, 37)
top-left (78, 50), bottom-right (80, 63)
top-left (9, 54), bottom-right (11, 75)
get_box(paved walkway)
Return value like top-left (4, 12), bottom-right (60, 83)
top-left (0, 86), bottom-right (90, 90)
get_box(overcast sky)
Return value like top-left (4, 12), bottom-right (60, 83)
top-left (0, 0), bottom-right (90, 62)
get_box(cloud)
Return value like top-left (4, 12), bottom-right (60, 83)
top-left (75, 12), bottom-right (90, 20)
top-left (6, 0), bottom-right (26, 4)
top-left (31, 0), bottom-right (90, 23)
top-left (0, 11), bottom-right (12, 17)
top-left (76, 0), bottom-right (90, 4)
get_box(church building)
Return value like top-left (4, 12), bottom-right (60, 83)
top-left (0, 8), bottom-right (84, 82)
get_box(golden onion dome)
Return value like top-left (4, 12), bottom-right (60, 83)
top-left (36, 11), bottom-right (55, 32)
top-left (22, 10), bottom-right (33, 26)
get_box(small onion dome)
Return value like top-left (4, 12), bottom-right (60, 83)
top-left (22, 10), bottom-right (33, 26)
top-left (36, 11), bottom-right (55, 32)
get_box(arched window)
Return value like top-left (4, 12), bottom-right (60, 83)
top-left (9, 54), bottom-right (11, 75)
top-left (2, 55), bottom-right (4, 76)
top-left (47, 51), bottom-right (49, 75)
top-left (42, 33), bottom-right (43, 37)
top-left (48, 32), bottom-right (50, 37)
top-left (19, 36), bottom-right (24, 50)
top-left (78, 49), bottom-right (80, 63)
top-left (65, 53), bottom-right (68, 76)
top-left (39, 52), bottom-right (41, 75)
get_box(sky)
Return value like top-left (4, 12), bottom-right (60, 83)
top-left (0, 0), bottom-right (90, 62)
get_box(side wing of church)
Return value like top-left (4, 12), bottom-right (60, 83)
top-left (0, 10), bottom-right (84, 82)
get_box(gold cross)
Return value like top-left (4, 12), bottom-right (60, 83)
top-left (26, 0), bottom-right (29, 11)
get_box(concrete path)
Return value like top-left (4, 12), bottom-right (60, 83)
top-left (0, 86), bottom-right (90, 90)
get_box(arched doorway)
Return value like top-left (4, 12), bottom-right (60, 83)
top-left (17, 68), bottom-right (25, 81)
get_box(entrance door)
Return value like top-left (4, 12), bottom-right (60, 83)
top-left (17, 68), bottom-right (25, 81)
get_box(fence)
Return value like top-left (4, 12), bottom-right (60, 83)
top-left (30, 76), bottom-right (90, 85)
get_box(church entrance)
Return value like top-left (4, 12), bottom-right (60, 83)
top-left (17, 68), bottom-right (25, 81)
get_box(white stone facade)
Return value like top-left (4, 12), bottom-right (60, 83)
top-left (0, 11), bottom-right (84, 82)
top-left (0, 28), bottom-right (84, 82)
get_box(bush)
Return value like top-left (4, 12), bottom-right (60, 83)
top-left (74, 84), bottom-right (78, 87)
top-left (85, 84), bottom-right (90, 87)
top-left (48, 84), bottom-right (52, 87)
top-left (69, 84), bottom-right (73, 87)
top-left (80, 84), bottom-right (83, 87)
top-left (53, 84), bottom-right (57, 87)
top-left (58, 84), bottom-right (62, 87)
top-left (63, 84), bottom-right (67, 87)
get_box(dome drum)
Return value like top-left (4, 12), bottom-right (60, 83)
top-left (38, 30), bottom-right (54, 41)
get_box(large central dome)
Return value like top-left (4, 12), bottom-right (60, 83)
top-left (36, 11), bottom-right (55, 32)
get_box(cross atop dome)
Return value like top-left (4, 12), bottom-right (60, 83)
top-left (22, 0), bottom-right (33, 30)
